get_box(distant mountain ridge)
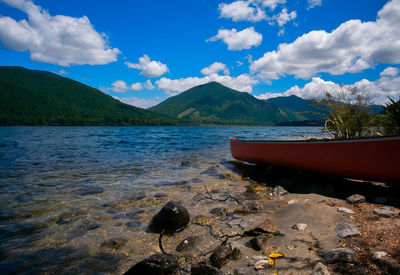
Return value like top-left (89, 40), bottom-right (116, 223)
top-left (0, 66), bottom-right (176, 126)
top-left (149, 82), bottom-right (304, 125)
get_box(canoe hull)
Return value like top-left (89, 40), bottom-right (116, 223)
top-left (230, 136), bottom-right (400, 183)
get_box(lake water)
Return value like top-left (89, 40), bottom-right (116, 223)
top-left (0, 126), bottom-right (326, 274)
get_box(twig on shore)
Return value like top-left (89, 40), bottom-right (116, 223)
top-left (196, 184), bottom-right (243, 206)
top-left (159, 229), bottom-right (167, 254)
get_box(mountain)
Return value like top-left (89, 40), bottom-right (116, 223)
top-left (149, 82), bottom-right (304, 125)
top-left (0, 66), bottom-right (176, 126)
top-left (267, 95), bottom-right (327, 121)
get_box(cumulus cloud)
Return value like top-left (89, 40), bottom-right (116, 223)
top-left (256, 73), bottom-right (400, 105)
top-left (380, 66), bottom-right (399, 77)
top-left (0, 0), bottom-right (120, 66)
top-left (201, 62), bottom-right (230, 75)
top-left (114, 96), bottom-right (160, 109)
top-left (207, 27), bottom-right (262, 50)
top-left (156, 74), bottom-right (258, 95)
top-left (103, 79), bottom-right (157, 93)
top-left (274, 8), bottom-right (296, 27)
top-left (218, 0), bottom-right (296, 26)
top-left (130, 82), bottom-right (143, 91)
top-left (125, 54), bottom-right (169, 78)
top-left (250, 0), bottom-right (400, 80)
top-left (143, 79), bottom-right (155, 90)
top-left (308, 0), bottom-right (322, 9)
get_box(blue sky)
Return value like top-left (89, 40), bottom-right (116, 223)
top-left (1, 0), bottom-right (400, 108)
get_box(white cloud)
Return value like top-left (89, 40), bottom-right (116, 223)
top-left (218, 1), bottom-right (266, 22)
top-left (201, 62), bottom-right (230, 75)
top-left (274, 8), bottom-right (296, 27)
top-left (0, 0), bottom-right (120, 66)
top-left (380, 66), bottom-right (399, 77)
top-left (218, 0), bottom-right (295, 27)
top-left (114, 96), bottom-right (160, 109)
top-left (125, 54), bottom-right (169, 78)
top-left (156, 74), bottom-right (258, 96)
top-left (308, 0), bottom-right (322, 9)
top-left (256, 75), bottom-right (400, 105)
top-left (251, 0), bottom-right (400, 80)
top-left (143, 79), bottom-right (155, 90)
top-left (58, 69), bottom-right (68, 75)
top-left (130, 82), bottom-right (143, 91)
top-left (207, 27), bottom-right (262, 50)
top-left (109, 80), bottom-right (130, 93)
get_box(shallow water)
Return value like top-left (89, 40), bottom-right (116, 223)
top-left (0, 126), bottom-right (326, 274)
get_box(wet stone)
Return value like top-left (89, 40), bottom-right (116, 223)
top-left (210, 243), bottom-right (233, 268)
top-left (154, 192), bottom-right (168, 198)
top-left (270, 185), bottom-right (288, 197)
top-left (324, 247), bottom-right (358, 264)
top-left (125, 212), bottom-right (140, 220)
top-left (336, 223), bottom-right (360, 238)
top-left (311, 262), bottom-right (330, 275)
top-left (126, 221), bottom-right (141, 228)
top-left (123, 253), bottom-right (179, 275)
top-left (176, 236), bottom-right (201, 252)
top-left (192, 215), bottom-right (214, 226)
top-left (346, 194), bottom-right (366, 204)
top-left (191, 178), bottom-right (202, 183)
top-left (210, 207), bottom-right (226, 216)
top-left (191, 262), bottom-right (222, 275)
top-left (244, 218), bottom-right (278, 236)
top-left (180, 160), bottom-right (191, 167)
top-left (106, 209), bottom-right (119, 214)
top-left (373, 209), bottom-right (395, 218)
top-left (148, 200), bottom-right (190, 234)
top-left (248, 235), bottom-right (269, 251)
top-left (80, 185), bottom-right (104, 196)
top-left (101, 237), bottom-right (128, 250)
top-left (127, 192), bottom-right (146, 201)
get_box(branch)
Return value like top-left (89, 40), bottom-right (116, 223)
top-left (196, 184), bottom-right (243, 206)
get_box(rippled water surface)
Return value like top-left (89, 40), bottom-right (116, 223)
top-left (0, 126), bottom-right (326, 274)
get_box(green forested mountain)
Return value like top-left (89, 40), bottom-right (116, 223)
top-left (0, 66), bottom-right (176, 126)
top-left (267, 95), bottom-right (326, 121)
top-left (149, 82), bottom-right (304, 125)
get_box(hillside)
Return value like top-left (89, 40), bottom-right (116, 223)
top-left (149, 82), bottom-right (304, 125)
top-left (0, 66), bottom-right (176, 126)
top-left (267, 95), bottom-right (327, 121)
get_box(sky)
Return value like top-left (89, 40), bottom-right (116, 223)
top-left (1, 0), bottom-right (400, 108)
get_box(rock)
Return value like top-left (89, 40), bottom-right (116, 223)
top-left (311, 262), bottom-right (330, 275)
top-left (191, 178), bottom-right (202, 183)
top-left (372, 251), bottom-right (388, 260)
top-left (180, 160), bottom-right (191, 167)
top-left (191, 262), bottom-right (222, 275)
top-left (324, 247), bottom-right (358, 264)
top-left (210, 207), bottom-right (226, 216)
top-left (80, 185), bottom-right (104, 196)
top-left (254, 259), bottom-right (271, 270)
top-left (210, 243), bottom-right (233, 268)
top-left (123, 253), bottom-right (179, 275)
top-left (175, 236), bottom-right (201, 252)
top-left (288, 199), bottom-right (297, 204)
top-left (101, 237), bottom-right (128, 250)
top-left (235, 267), bottom-right (256, 275)
top-left (231, 247), bottom-right (241, 260)
top-left (244, 219), bottom-right (278, 236)
top-left (248, 235), bottom-right (269, 251)
top-left (292, 223), bottom-right (307, 231)
top-left (270, 185), bottom-right (288, 196)
top-left (148, 201), bottom-right (190, 234)
top-left (126, 221), bottom-right (142, 228)
top-left (346, 194), bottom-right (365, 204)
top-left (286, 243), bottom-right (295, 250)
top-left (337, 207), bottom-right (355, 214)
top-left (336, 223), bottom-right (360, 238)
top-left (373, 209), bottom-right (395, 218)
top-left (154, 192), bottom-right (168, 198)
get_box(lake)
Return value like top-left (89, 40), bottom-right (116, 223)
top-left (0, 126), bottom-right (326, 274)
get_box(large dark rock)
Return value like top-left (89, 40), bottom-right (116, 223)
top-left (324, 247), bottom-right (358, 264)
top-left (335, 223), bottom-right (360, 238)
top-left (148, 201), bottom-right (190, 234)
top-left (123, 253), bottom-right (179, 275)
top-left (248, 235), bottom-right (269, 251)
top-left (210, 243), bottom-right (233, 268)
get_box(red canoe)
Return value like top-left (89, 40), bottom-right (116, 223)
top-left (230, 136), bottom-right (400, 183)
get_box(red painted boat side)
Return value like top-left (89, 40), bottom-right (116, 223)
top-left (230, 136), bottom-right (400, 183)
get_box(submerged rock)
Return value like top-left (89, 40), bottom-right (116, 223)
top-left (101, 237), bottom-right (128, 250)
top-left (336, 223), bottom-right (360, 238)
top-left (191, 262), bottom-right (222, 275)
top-left (324, 247), bottom-right (358, 264)
top-left (210, 207), bottom-right (226, 216)
top-left (148, 201), bottom-right (190, 234)
top-left (175, 236), bottom-right (201, 252)
top-left (123, 253), bottom-right (179, 275)
top-left (210, 243), bottom-right (233, 268)
top-left (80, 185), bottom-right (104, 196)
top-left (346, 194), bottom-right (365, 204)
